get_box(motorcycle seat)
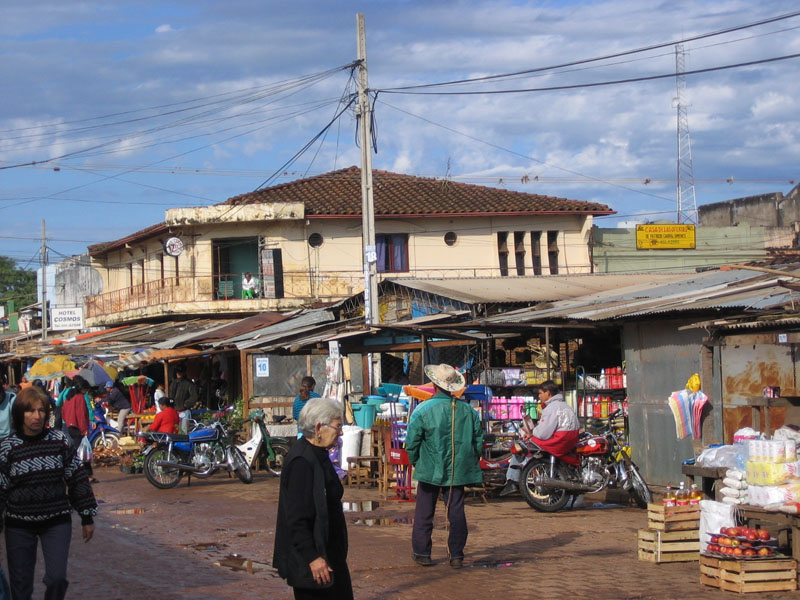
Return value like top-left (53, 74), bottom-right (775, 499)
top-left (169, 434), bottom-right (191, 441)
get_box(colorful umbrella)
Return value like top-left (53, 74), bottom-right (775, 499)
top-left (73, 360), bottom-right (114, 387)
top-left (25, 355), bottom-right (76, 381)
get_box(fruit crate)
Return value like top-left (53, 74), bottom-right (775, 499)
top-left (647, 503), bottom-right (700, 531)
top-left (638, 528), bottom-right (700, 563)
top-left (700, 554), bottom-right (798, 593)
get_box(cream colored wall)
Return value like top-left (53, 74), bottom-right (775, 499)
top-left (88, 212), bottom-right (594, 323)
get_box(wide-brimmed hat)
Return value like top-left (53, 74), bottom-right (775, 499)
top-left (424, 363), bottom-right (466, 393)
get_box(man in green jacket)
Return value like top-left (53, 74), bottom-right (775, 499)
top-left (405, 363), bottom-right (483, 569)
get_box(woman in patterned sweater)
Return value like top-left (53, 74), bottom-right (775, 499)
top-left (0, 386), bottom-right (97, 600)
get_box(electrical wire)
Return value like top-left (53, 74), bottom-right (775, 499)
top-left (378, 10), bottom-right (800, 92)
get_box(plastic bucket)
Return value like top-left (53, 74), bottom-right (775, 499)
top-left (363, 395), bottom-right (387, 412)
top-left (351, 404), bottom-right (376, 430)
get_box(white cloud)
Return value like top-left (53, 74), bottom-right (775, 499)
top-left (155, 24), bottom-right (174, 34)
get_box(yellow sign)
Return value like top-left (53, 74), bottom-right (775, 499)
top-left (636, 224), bottom-right (696, 249)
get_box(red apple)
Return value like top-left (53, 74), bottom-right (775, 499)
top-left (757, 529), bottom-right (771, 541)
top-left (746, 532), bottom-right (757, 541)
top-left (733, 547), bottom-right (743, 556)
top-left (758, 547), bottom-right (771, 556)
top-left (741, 542), bottom-right (752, 548)
top-left (744, 549), bottom-right (756, 557)
top-left (710, 535), bottom-right (720, 544)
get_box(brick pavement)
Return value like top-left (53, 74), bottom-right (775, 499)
top-left (7, 466), bottom-right (798, 600)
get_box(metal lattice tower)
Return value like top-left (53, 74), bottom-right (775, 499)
top-left (675, 44), bottom-right (698, 225)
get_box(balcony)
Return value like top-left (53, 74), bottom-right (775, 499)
top-left (85, 272), bottom-right (365, 323)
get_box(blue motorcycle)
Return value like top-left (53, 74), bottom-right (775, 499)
top-left (140, 419), bottom-right (252, 489)
top-left (88, 403), bottom-right (121, 450)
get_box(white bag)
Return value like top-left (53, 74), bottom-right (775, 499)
top-left (77, 436), bottom-right (93, 463)
top-left (699, 500), bottom-right (735, 552)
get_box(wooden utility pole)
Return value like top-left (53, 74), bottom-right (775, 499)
top-left (356, 13), bottom-right (380, 392)
top-left (41, 220), bottom-right (48, 340)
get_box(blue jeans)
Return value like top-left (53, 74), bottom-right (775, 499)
top-left (5, 520), bottom-right (72, 600)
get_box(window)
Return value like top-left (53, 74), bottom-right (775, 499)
top-left (497, 231), bottom-right (509, 277)
top-left (514, 231), bottom-right (526, 276)
top-left (376, 234), bottom-right (409, 273)
top-left (212, 237), bottom-right (259, 299)
top-left (547, 230), bottom-right (560, 275)
top-left (444, 232), bottom-right (457, 246)
top-left (531, 231), bottom-right (542, 275)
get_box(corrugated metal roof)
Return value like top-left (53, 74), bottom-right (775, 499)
top-left (470, 267), bottom-right (800, 324)
top-left (386, 273), bottom-right (689, 304)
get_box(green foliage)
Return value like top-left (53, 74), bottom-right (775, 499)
top-left (0, 256), bottom-right (36, 307)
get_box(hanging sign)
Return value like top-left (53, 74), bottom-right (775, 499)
top-left (163, 236), bottom-right (185, 257)
top-left (636, 224), bottom-right (696, 249)
top-left (50, 307), bottom-right (84, 331)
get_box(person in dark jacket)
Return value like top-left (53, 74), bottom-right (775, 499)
top-left (104, 380), bottom-right (131, 436)
top-left (0, 385), bottom-right (97, 600)
top-left (405, 363), bottom-right (483, 569)
top-left (273, 398), bottom-right (353, 600)
top-left (170, 367), bottom-right (197, 433)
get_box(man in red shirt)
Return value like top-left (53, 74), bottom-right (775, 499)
top-left (148, 397), bottom-right (180, 434)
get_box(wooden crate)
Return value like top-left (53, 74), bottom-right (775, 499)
top-left (700, 554), bottom-right (798, 593)
top-left (638, 528), bottom-right (700, 563)
top-left (647, 502), bottom-right (700, 531)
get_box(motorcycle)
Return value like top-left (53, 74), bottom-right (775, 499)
top-left (236, 409), bottom-right (291, 476)
top-left (517, 409), bottom-right (653, 512)
top-left (140, 419), bottom-right (252, 489)
top-left (88, 402), bottom-right (121, 450)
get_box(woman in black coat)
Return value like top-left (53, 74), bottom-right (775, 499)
top-left (273, 397), bottom-right (353, 600)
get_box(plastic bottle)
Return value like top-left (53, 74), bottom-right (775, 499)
top-left (676, 481), bottom-right (689, 506)
top-left (663, 485), bottom-right (676, 507)
top-left (689, 483), bottom-right (702, 505)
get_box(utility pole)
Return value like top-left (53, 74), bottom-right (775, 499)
top-left (41, 219), bottom-right (48, 340)
top-left (356, 13), bottom-right (380, 392)
top-left (674, 44), bottom-right (698, 225)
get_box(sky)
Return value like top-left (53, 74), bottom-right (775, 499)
top-left (2, 0), bottom-right (799, 268)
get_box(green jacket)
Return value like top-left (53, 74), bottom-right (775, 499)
top-left (405, 391), bottom-right (483, 486)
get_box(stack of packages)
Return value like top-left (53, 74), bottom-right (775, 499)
top-left (720, 469), bottom-right (749, 505)
top-left (746, 438), bottom-right (800, 513)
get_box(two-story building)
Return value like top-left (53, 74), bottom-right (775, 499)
top-left (85, 166), bottom-right (613, 327)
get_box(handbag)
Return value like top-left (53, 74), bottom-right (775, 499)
top-left (77, 436), bottom-right (93, 463)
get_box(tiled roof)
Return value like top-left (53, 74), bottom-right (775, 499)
top-left (223, 166), bottom-right (613, 217)
top-left (88, 222), bottom-right (169, 256)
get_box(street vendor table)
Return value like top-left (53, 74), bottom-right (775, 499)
top-left (129, 413), bottom-right (155, 435)
top-left (681, 464), bottom-right (727, 500)
top-left (738, 505), bottom-right (800, 559)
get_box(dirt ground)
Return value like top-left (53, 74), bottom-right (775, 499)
top-left (6, 466), bottom-right (797, 600)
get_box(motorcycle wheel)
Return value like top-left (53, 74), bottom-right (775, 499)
top-left (519, 459), bottom-right (571, 513)
top-left (91, 432), bottom-right (120, 451)
top-left (265, 441), bottom-right (290, 477)
top-left (229, 447), bottom-right (253, 484)
top-left (626, 462), bottom-right (653, 508)
top-left (143, 448), bottom-right (182, 489)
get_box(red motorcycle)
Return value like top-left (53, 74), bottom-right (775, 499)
top-left (516, 410), bottom-right (652, 512)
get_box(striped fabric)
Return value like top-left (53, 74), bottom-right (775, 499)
top-left (0, 429), bottom-right (97, 528)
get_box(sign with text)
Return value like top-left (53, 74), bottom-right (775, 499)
top-left (50, 307), bottom-right (84, 331)
top-left (255, 357), bottom-right (270, 378)
top-left (636, 224), bottom-right (696, 249)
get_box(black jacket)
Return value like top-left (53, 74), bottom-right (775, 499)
top-left (273, 438), bottom-right (346, 590)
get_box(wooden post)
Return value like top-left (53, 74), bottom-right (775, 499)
top-left (163, 361), bottom-right (170, 396)
top-left (420, 334), bottom-right (427, 384)
top-left (241, 349), bottom-right (251, 415)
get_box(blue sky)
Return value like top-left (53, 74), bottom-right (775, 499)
top-left (2, 0), bottom-right (799, 267)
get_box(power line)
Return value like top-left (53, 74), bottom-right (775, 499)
top-left (377, 10), bottom-right (800, 92)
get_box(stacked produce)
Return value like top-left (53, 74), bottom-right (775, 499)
top-left (704, 526), bottom-right (778, 558)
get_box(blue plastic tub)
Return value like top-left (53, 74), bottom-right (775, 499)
top-left (351, 403), bottom-right (376, 429)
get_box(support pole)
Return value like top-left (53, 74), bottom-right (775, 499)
top-left (41, 220), bottom-right (48, 340)
top-left (356, 13), bottom-right (380, 392)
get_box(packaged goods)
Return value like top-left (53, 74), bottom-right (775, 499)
top-left (663, 485), bottom-right (676, 507)
top-left (725, 468), bottom-right (745, 481)
top-left (746, 461), bottom-right (800, 486)
top-left (722, 496), bottom-right (747, 505)
top-left (690, 484), bottom-right (702, 505)
top-left (722, 477), bottom-right (748, 490)
top-left (747, 483), bottom-right (800, 507)
top-left (676, 481), bottom-right (689, 506)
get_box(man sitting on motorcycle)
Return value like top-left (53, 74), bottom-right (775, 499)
top-left (500, 380), bottom-right (580, 497)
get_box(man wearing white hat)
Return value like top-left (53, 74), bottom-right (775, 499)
top-left (405, 363), bottom-right (483, 569)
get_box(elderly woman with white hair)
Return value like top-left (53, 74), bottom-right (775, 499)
top-left (272, 398), bottom-right (353, 600)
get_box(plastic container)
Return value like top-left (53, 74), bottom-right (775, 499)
top-left (351, 403), bottom-right (376, 430)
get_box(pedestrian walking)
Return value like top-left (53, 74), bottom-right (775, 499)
top-left (405, 363), bottom-right (483, 569)
top-left (170, 367), bottom-right (197, 433)
top-left (0, 385), bottom-right (97, 600)
top-left (292, 376), bottom-right (320, 437)
top-left (273, 398), bottom-right (353, 599)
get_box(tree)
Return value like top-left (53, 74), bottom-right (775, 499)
top-left (0, 256), bottom-right (36, 308)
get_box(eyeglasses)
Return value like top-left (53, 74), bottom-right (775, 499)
top-left (322, 423), bottom-right (343, 434)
